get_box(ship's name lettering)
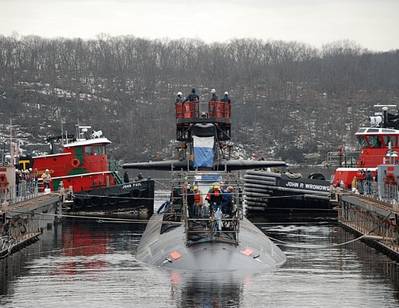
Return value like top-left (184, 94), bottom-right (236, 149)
top-left (122, 183), bottom-right (142, 189)
top-left (286, 182), bottom-right (330, 191)
top-left (286, 181), bottom-right (300, 188)
top-left (304, 184), bottom-right (330, 191)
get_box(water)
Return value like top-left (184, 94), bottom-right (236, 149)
top-left (1, 218), bottom-right (399, 307)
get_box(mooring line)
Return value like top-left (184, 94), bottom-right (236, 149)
top-left (7, 210), bottom-right (183, 225)
top-left (267, 211), bottom-right (393, 249)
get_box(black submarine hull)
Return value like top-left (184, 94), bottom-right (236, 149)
top-left (136, 214), bottom-right (286, 272)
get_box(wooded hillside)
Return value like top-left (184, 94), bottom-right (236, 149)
top-left (1, 35), bottom-right (398, 162)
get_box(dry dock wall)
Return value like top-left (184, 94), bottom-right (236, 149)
top-left (339, 193), bottom-right (399, 260)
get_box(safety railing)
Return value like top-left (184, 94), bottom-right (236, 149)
top-left (345, 179), bottom-right (399, 211)
top-left (185, 214), bottom-right (240, 246)
top-left (168, 171), bottom-right (241, 246)
top-left (0, 181), bottom-right (39, 205)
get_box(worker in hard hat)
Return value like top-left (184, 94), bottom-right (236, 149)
top-left (205, 183), bottom-right (223, 216)
top-left (41, 169), bottom-right (51, 191)
top-left (175, 91), bottom-right (184, 103)
top-left (210, 88), bottom-right (218, 101)
top-left (221, 91), bottom-right (231, 103)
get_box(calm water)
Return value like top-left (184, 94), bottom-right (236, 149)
top-left (1, 217), bottom-right (399, 307)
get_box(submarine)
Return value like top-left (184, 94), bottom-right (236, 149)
top-left (124, 91), bottom-right (287, 272)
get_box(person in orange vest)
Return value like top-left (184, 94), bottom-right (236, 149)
top-left (193, 186), bottom-right (203, 217)
top-left (205, 184), bottom-right (223, 216)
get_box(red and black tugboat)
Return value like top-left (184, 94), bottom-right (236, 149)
top-left (332, 105), bottom-right (399, 189)
top-left (21, 125), bottom-right (154, 215)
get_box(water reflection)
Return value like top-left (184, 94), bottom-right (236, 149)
top-left (258, 223), bottom-right (399, 307)
top-left (0, 222), bottom-right (62, 297)
top-left (57, 222), bottom-right (109, 275)
top-left (333, 226), bottom-right (399, 302)
top-left (169, 272), bottom-right (245, 308)
top-left (0, 219), bottom-right (398, 307)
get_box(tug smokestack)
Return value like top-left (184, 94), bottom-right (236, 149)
top-left (383, 106), bottom-right (388, 128)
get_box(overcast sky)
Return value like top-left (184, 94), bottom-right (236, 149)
top-left (1, 0), bottom-right (398, 51)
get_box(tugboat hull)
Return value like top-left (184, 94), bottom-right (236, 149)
top-left (71, 180), bottom-right (154, 215)
top-left (244, 170), bottom-right (333, 216)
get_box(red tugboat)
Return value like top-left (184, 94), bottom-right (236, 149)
top-left (332, 105), bottom-right (399, 189)
top-left (21, 125), bottom-right (154, 215)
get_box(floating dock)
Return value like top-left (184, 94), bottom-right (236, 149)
top-left (338, 192), bottom-right (399, 261)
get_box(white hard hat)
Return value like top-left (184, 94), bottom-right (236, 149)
top-left (45, 169), bottom-right (49, 172)
top-left (224, 91), bottom-right (229, 95)
top-left (177, 91), bottom-right (183, 96)
top-left (211, 89), bottom-right (216, 94)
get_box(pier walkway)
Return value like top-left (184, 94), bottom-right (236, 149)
top-left (1, 193), bottom-right (61, 259)
top-left (4, 193), bottom-right (61, 216)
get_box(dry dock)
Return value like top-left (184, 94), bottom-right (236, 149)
top-left (339, 193), bottom-right (399, 260)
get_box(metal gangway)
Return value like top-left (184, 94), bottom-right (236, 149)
top-left (170, 171), bottom-right (242, 246)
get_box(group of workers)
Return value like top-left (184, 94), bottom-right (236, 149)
top-left (349, 169), bottom-right (374, 194)
top-left (175, 88), bottom-right (231, 104)
top-left (186, 182), bottom-right (235, 220)
top-left (15, 168), bottom-right (51, 195)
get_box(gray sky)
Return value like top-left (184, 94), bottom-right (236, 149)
top-left (1, 0), bottom-right (398, 51)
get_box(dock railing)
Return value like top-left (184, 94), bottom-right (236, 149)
top-left (349, 179), bottom-right (399, 210)
top-left (1, 181), bottom-right (39, 205)
top-left (339, 192), bottom-right (399, 256)
top-left (170, 171), bottom-right (241, 246)
top-left (185, 214), bottom-right (240, 246)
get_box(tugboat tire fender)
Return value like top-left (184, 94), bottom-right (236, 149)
top-left (244, 187), bottom-right (273, 194)
top-left (245, 170), bottom-right (282, 178)
top-left (245, 198), bottom-right (268, 204)
top-left (244, 184), bottom-right (275, 191)
top-left (243, 176), bottom-right (277, 185)
top-left (244, 191), bottom-right (272, 198)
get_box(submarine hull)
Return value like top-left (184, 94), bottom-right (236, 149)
top-left (136, 214), bottom-right (286, 272)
